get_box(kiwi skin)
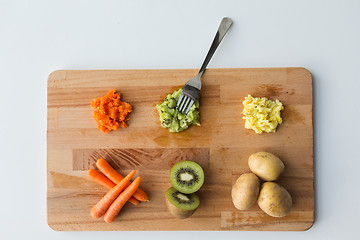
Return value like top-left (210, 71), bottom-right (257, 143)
top-left (165, 197), bottom-right (197, 219)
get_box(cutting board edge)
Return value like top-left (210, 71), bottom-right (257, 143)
top-left (47, 67), bottom-right (312, 86)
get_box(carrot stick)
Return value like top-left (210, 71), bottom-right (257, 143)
top-left (104, 177), bottom-right (141, 223)
top-left (96, 158), bottom-right (149, 202)
top-left (124, 195), bottom-right (139, 206)
top-left (88, 169), bottom-right (116, 188)
top-left (91, 170), bottom-right (136, 219)
top-left (87, 169), bottom-right (139, 206)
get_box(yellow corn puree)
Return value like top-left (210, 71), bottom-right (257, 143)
top-left (242, 95), bottom-right (284, 133)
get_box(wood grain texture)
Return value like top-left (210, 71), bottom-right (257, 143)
top-left (72, 148), bottom-right (210, 171)
top-left (47, 68), bottom-right (314, 231)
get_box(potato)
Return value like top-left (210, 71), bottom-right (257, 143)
top-left (248, 152), bottom-right (285, 181)
top-left (257, 182), bottom-right (292, 217)
top-left (231, 173), bottom-right (260, 210)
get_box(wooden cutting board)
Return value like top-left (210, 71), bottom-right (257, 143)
top-left (47, 68), bottom-right (314, 231)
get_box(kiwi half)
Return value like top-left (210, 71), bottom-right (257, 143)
top-left (169, 161), bottom-right (204, 194)
top-left (165, 187), bottom-right (200, 219)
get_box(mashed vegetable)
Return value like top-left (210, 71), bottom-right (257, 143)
top-left (90, 89), bottom-right (132, 133)
top-left (242, 95), bottom-right (284, 133)
top-left (156, 88), bottom-right (200, 132)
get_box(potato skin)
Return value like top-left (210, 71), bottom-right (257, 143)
top-left (257, 182), bottom-right (292, 217)
top-left (248, 152), bottom-right (285, 181)
top-left (231, 173), bottom-right (260, 210)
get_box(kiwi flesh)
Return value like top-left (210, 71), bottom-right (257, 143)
top-left (165, 187), bottom-right (200, 219)
top-left (169, 161), bottom-right (204, 194)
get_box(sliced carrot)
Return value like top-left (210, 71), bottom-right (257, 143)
top-left (91, 170), bottom-right (136, 219)
top-left (104, 177), bottom-right (141, 223)
top-left (96, 158), bottom-right (149, 202)
top-left (87, 169), bottom-right (139, 206)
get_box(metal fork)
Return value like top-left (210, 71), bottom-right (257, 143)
top-left (176, 17), bottom-right (233, 114)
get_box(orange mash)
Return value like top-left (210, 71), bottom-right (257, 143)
top-left (90, 89), bottom-right (132, 133)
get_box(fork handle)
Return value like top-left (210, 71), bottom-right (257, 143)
top-left (198, 17), bottom-right (233, 77)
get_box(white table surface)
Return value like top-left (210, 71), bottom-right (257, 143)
top-left (1, 0), bottom-right (359, 239)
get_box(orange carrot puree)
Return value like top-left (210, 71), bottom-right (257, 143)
top-left (90, 89), bottom-right (132, 133)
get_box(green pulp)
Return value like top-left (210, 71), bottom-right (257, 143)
top-left (156, 88), bottom-right (200, 132)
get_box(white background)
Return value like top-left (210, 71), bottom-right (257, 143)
top-left (0, 0), bottom-right (359, 239)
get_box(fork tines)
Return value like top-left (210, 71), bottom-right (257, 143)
top-left (176, 85), bottom-right (200, 114)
